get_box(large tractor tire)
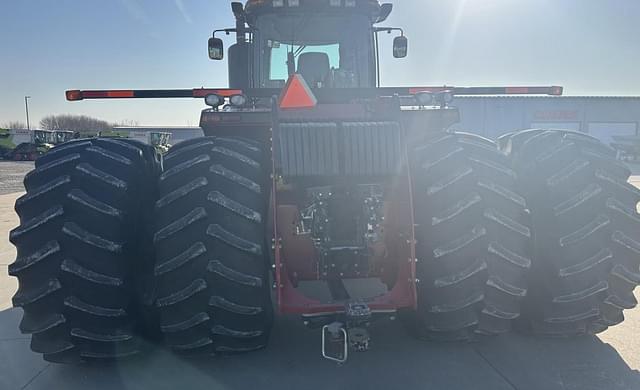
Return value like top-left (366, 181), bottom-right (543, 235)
top-left (499, 129), bottom-right (640, 336)
top-left (152, 136), bottom-right (273, 355)
top-left (406, 132), bottom-right (532, 340)
top-left (9, 138), bottom-right (160, 363)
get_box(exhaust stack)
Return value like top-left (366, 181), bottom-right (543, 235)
top-left (231, 2), bottom-right (247, 44)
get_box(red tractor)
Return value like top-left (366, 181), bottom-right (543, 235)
top-left (10, 0), bottom-right (639, 364)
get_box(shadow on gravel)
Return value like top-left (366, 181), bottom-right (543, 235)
top-left (1, 308), bottom-right (638, 390)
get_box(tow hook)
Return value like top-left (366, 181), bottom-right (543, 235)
top-left (321, 301), bottom-right (372, 363)
top-left (322, 322), bottom-right (348, 363)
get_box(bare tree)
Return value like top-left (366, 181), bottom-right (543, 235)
top-left (112, 119), bottom-right (140, 127)
top-left (40, 115), bottom-right (112, 132)
top-left (1, 121), bottom-right (27, 129)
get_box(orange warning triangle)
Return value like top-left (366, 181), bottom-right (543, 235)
top-left (279, 73), bottom-right (318, 109)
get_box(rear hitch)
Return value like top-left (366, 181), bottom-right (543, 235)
top-left (322, 322), bottom-right (349, 363)
top-left (321, 301), bottom-right (373, 363)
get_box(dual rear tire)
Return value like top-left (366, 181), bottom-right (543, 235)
top-left (408, 132), bottom-right (532, 340)
top-left (9, 138), bottom-right (159, 363)
top-left (152, 137), bottom-right (273, 354)
top-left (10, 136), bottom-right (273, 362)
top-left (499, 129), bottom-right (640, 336)
top-left (407, 129), bottom-right (640, 339)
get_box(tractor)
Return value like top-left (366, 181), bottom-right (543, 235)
top-left (52, 130), bottom-right (75, 145)
top-left (9, 0), bottom-right (640, 364)
top-left (3, 129), bottom-right (62, 161)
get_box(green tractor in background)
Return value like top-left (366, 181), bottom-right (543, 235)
top-left (95, 129), bottom-right (172, 154)
top-left (0, 128), bottom-right (12, 158)
top-left (0, 129), bottom-right (75, 160)
top-left (53, 130), bottom-right (74, 145)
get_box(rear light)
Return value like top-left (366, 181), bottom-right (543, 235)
top-left (66, 90), bottom-right (82, 101)
top-left (273, 0), bottom-right (284, 6)
top-left (205, 94), bottom-right (224, 107)
top-left (230, 94), bottom-right (248, 107)
top-left (441, 91), bottom-right (454, 104)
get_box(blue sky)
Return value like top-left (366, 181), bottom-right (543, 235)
top-left (1, 0), bottom-right (639, 126)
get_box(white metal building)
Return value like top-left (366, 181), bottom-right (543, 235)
top-left (450, 96), bottom-right (640, 145)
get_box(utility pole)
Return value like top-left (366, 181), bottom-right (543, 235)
top-left (24, 96), bottom-right (31, 130)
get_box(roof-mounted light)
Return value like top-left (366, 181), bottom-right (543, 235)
top-left (287, 0), bottom-right (300, 6)
top-left (230, 94), bottom-right (248, 107)
top-left (205, 94), bottom-right (224, 107)
top-left (345, 0), bottom-right (356, 7)
top-left (329, 0), bottom-right (342, 7)
top-left (434, 90), bottom-right (454, 106)
top-left (273, 0), bottom-right (284, 7)
top-left (442, 91), bottom-right (454, 104)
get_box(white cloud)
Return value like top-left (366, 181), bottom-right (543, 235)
top-left (175, 0), bottom-right (193, 24)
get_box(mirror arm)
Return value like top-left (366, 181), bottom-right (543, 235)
top-left (373, 27), bottom-right (404, 36)
top-left (213, 28), bottom-right (237, 38)
top-left (212, 27), bottom-right (256, 40)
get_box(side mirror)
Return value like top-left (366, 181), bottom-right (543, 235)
top-left (393, 35), bottom-right (408, 58)
top-left (208, 37), bottom-right (224, 60)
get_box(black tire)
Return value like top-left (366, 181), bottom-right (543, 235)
top-left (9, 138), bottom-right (160, 363)
top-left (152, 136), bottom-right (273, 355)
top-left (499, 129), bottom-right (640, 336)
top-left (406, 132), bottom-right (532, 340)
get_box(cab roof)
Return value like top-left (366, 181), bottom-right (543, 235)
top-left (244, 0), bottom-right (384, 21)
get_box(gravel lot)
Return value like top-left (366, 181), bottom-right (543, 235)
top-left (0, 161), bottom-right (33, 195)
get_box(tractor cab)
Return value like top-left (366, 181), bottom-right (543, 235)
top-left (210, 1), bottom-right (404, 90)
top-left (255, 12), bottom-right (375, 89)
top-left (32, 130), bottom-right (55, 146)
top-left (53, 130), bottom-right (74, 145)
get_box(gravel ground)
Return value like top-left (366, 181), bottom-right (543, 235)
top-left (0, 192), bottom-right (19, 310)
top-left (0, 161), bottom-right (33, 195)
